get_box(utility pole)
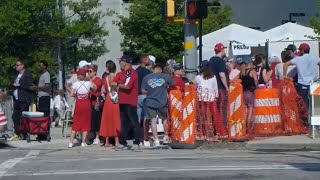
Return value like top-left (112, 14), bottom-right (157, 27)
top-left (184, 1), bottom-right (198, 81)
top-left (57, 0), bottom-right (64, 90)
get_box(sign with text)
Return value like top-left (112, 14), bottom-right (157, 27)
top-left (231, 43), bottom-right (251, 55)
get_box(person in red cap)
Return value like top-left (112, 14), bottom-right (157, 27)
top-left (284, 43), bottom-right (320, 106)
top-left (209, 43), bottom-right (230, 131)
top-left (112, 55), bottom-right (141, 151)
top-left (66, 68), bottom-right (97, 148)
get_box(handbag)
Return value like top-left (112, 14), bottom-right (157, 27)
top-left (106, 76), bottom-right (119, 104)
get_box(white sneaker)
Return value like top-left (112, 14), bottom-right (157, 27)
top-left (81, 143), bottom-right (87, 147)
top-left (163, 136), bottom-right (170, 144)
top-left (68, 143), bottom-right (73, 148)
top-left (143, 140), bottom-right (151, 147)
top-left (154, 139), bottom-right (160, 147)
top-left (93, 138), bottom-right (100, 145)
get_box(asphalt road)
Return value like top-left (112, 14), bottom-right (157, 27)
top-left (0, 146), bottom-right (320, 180)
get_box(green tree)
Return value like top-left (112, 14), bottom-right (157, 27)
top-left (202, 5), bottom-right (232, 35)
top-left (0, 0), bottom-right (108, 88)
top-left (115, 0), bottom-right (232, 64)
top-left (309, 0), bottom-right (320, 39)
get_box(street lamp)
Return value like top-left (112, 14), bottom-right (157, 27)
top-left (282, 12), bottom-right (305, 24)
top-left (289, 12), bottom-right (305, 21)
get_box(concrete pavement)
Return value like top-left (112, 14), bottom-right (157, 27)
top-left (2, 127), bottom-right (320, 151)
top-left (0, 148), bottom-right (320, 179)
top-left (1, 128), bottom-right (320, 179)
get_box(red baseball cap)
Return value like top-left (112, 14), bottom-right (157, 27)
top-left (77, 69), bottom-right (86, 76)
top-left (298, 43), bottom-right (310, 51)
top-left (214, 43), bottom-right (227, 51)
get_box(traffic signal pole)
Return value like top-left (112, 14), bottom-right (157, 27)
top-left (183, 0), bottom-right (198, 81)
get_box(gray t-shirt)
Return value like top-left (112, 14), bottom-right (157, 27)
top-left (38, 71), bottom-right (51, 97)
top-left (141, 73), bottom-right (175, 108)
top-left (291, 54), bottom-right (319, 86)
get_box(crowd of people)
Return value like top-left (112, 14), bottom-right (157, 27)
top-left (196, 42), bottom-right (319, 137)
top-left (1, 41), bottom-right (319, 148)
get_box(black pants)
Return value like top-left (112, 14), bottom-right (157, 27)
top-left (119, 104), bottom-right (141, 146)
top-left (295, 83), bottom-right (310, 109)
top-left (38, 96), bottom-right (51, 117)
top-left (12, 101), bottom-right (30, 135)
top-left (91, 105), bottom-right (101, 132)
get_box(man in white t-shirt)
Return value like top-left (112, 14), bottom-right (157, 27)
top-left (283, 43), bottom-right (320, 106)
top-left (31, 60), bottom-right (51, 117)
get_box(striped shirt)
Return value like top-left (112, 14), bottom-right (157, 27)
top-left (0, 111), bottom-right (7, 126)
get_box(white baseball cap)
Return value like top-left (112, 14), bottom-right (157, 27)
top-left (78, 60), bottom-right (91, 68)
top-left (149, 55), bottom-right (156, 64)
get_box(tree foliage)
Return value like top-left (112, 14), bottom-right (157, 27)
top-left (202, 5), bottom-right (232, 35)
top-left (0, 0), bottom-right (108, 87)
top-left (115, 0), bottom-right (232, 64)
top-left (309, 0), bottom-right (320, 39)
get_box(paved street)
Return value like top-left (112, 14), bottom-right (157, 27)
top-left (0, 145), bottom-right (320, 180)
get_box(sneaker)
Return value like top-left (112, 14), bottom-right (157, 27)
top-left (115, 145), bottom-right (128, 151)
top-left (163, 136), bottom-right (170, 144)
top-left (143, 140), bottom-right (151, 147)
top-left (92, 138), bottom-right (100, 145)
top-left (7, 134), bottom-right (19, 141)
top-left (81, 143), bottom-right (87, 147)
top-left (131, 144), bottom-right (141, 152)
top-left (68, 143), bottom-right (73, 148)
top-left (154, 139), bottom-right (160, 147)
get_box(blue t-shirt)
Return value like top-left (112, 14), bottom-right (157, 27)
top-left (209, 56), bottom-right (230, 90)
top-left (141, 73), bottom-right (175, 108)
top-left (136, 66), bottom-right (151, 94)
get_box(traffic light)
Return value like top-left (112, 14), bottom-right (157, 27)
top-left (162, 0), bottom-right (176, 18)
top-left (187, 0), bottom-right (208, 19)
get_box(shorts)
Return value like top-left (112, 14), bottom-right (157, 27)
top-left (144, 106), bottom-right (168, 120)
top-left (243, 90), bottom-right (255, 107)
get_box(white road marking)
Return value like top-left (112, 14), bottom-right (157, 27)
top-left (20, 154), bottom-right (297, 163)
top-left (25, 150), bottom-right (40, 158)
top-left (4, 164), bottom-right (320, 177)
top-left (0, 150), bottom-right (40, 178)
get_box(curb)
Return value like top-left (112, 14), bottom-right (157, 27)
top-left (245, 143), bottom-right (320, 151)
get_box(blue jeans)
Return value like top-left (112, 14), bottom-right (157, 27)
top-left (295, 83), bottom-right (310, 109)
top-left (137, 95), bottom-right (146, 122)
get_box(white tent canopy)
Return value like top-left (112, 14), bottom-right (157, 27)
top-left (198, 23), bottom-right (267, 48)
top-left (265, 22), bottom-right (318, 41)
top-left (197, 23), bottom-right (266, 60)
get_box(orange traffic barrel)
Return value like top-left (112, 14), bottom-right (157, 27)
top-left (253, 88), bottom-right (283, 136)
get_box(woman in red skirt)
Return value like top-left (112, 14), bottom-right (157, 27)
top-left (100, 60), bottom-right (121, 149)
top-left (66, 69), bottom-right (96, 148)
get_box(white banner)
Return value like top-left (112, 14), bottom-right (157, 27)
top-left (231, 43), bottom-right (251, 56)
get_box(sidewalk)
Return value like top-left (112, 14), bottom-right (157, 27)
top-left (2, 127), bottom-right (320, 151)
top-left (245, 135), bottom-right (320, 151)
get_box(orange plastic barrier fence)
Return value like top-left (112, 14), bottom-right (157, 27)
top-left (279, 79), bottom-right (308, 134)
top-left (253, 88), bottom-right (283, 136)
top-left (228, 79), bottom-right (247, 140)
top-left (168, 87), bottom-right (183, 142)
top-left (168, 85), bottom-right (196, 144)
